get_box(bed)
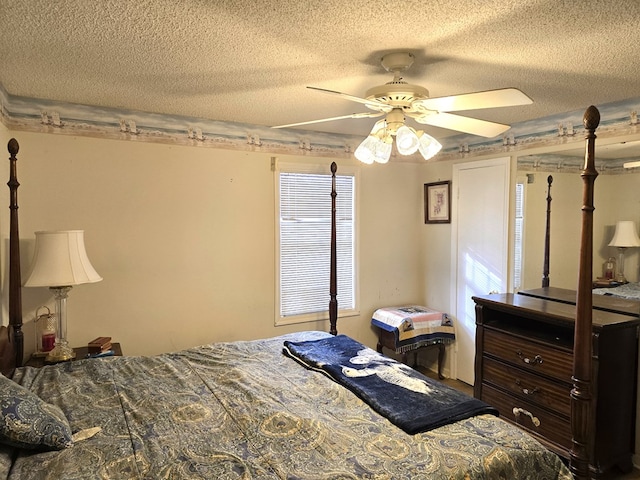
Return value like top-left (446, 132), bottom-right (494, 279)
top-left (0, 138), bottom-right (574, 479)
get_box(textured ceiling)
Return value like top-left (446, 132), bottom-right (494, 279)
top-left (1, 0), bottom-right (640, 140)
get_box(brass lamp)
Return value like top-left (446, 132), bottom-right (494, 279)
top-left (24, 231), bottom-right (102, 362)
top-left (608, 221), bottom-right (640, 283)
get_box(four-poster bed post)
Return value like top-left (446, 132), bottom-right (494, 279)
top-left (542, 175), bottom-right (553, 287)
top-left (7, 138), bottom-right (23, 370)
top-left (329, 161), bottom-right (338, 335)
top-left (570, 105), bottom-right (600, 479)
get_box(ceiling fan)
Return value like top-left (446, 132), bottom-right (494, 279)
top-left (273, 52), bottom-right (532, 164)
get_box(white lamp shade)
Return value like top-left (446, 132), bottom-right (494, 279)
top-left (609, 221), bottom-right (640, 248)
top-left (24, 230), bottom-right (102, 287)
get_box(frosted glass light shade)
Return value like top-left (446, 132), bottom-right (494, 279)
top-left (373, 137), bottom-right (392, 164)
top-left (395, 125), bottom-right (420, 155)
top-left (354, 135), bottom-right (377, 164)
top-left (609, 221), bottom-right (640, 248)
top-left (417, 132), bottom-right (442, 161)
top-left (355, 135), bottom-right (392, 164)
top-left (24, 230), bottom-right (102, 287)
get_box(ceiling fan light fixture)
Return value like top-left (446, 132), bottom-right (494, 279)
top-left (355, 122), bottom-right (392, 164)
top-left (395, 125), bottom-right (420, 155)
top-left (417, 131), bottom-right (442, 161)
top-left (355, 120), bottom-right (389, 164)
top-left (374, 137), bottom-right (393, 164)
top-left (357, 119), bottom-right (440, 163)
top-left (354, 136), bottom-right (377, 164)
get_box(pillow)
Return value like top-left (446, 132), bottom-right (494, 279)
top-left (0, 374), bottom-right (72, 450)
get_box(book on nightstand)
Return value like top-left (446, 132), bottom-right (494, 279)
top-left (88, 336), bottom-right (112, 354)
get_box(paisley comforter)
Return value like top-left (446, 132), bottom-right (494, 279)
top-left (2, 331), bottom-right (571, 479)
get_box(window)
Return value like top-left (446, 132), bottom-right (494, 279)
top-left (513, 179), bottom-right (526, 291)
top-left (276, 162), bottom-right (357, 325)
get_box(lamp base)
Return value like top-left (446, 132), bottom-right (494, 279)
top-left (615, 274), bottom-right (628, 284)
top-left (45, 344), bottom-right (76, 363)
top-left (45, 286), bottom-right (75, 364)
top-left (615, 247), bottom-right (629, 284)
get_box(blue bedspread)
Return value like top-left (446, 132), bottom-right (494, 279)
top-left (283, 334), bottom-right (497, 434)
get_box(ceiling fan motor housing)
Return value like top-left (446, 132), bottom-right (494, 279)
top-left (365, 82), bottom-right (430, 111)
top-left (384, 109), bottom-right (406, 134)
top-left (368, 51), bottom-right (431, 112)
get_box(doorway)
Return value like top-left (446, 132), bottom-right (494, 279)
top-left (451, 158), bottom-right (510, 385)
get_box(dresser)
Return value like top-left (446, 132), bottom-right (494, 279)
top-left (473, 288), bottom-right (640, 477)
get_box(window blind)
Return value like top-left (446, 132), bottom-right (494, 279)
top-left (279, 171), bottom-right (355, 318)
top-left (513, 181), bottom-right (525, 291)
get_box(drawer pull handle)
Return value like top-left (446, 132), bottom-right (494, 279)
top-left (512, 407), bottom-right (541, 427)
top-left (515, 379), bottom-right (539, 395)
top-left (516, 351), bottom-right (543, 365)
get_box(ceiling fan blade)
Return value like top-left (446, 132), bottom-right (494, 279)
top-left (414, 112), bottom-right (510, 137)
top-left (307, 86), bottom-right (392, 112)
top-left (414, 88), bottom-right (532, 113)
top-left (272, 111), bottom-right (384, 129)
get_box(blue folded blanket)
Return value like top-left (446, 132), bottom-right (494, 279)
top-left (283, 334), bottom-right (497, 434)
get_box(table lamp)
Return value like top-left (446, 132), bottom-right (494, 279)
top-left (608, 221), bottom-right (640, 283)
top-left (24, 230), bottom-right (102, 362)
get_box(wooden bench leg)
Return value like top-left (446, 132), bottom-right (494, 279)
top-left (437, 343), bottom-right (445, 379)
top-left (378, 331), bottom-right (447, 379)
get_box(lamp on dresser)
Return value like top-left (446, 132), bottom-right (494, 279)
top-left (24, 230), bottom-right (102, 363)
top-left (608, 220), bottom-right (640, 283)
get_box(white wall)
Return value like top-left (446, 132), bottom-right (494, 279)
top-left (409, 159), bottom-right (455, 375)
top-left (0, 131), bottom-right (425, 358)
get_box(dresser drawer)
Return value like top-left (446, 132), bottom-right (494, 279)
top-left (482, 356), bottom-right (571, 417)
top-left (483, 328), bottom-right (572, 382)
top-left (481, 384), bottom-right (571, 452)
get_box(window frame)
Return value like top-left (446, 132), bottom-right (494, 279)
top-left (274, 161), bottom-right (360, 327)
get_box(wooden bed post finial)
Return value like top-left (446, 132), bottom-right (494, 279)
top-left (7, 138), bottom-right (23, 369)
top-left (329, 162), bottom-right (338, 335)
top-left (583, 105), bottom-right (601, 132)
top-left (7, 138), bottom-right (19, 156)
top-left (570, 106), bottom-right (600, 479)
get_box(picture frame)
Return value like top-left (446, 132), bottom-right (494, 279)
top-left (424, 181), bottom-right (451, 224)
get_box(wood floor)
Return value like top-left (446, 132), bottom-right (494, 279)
top-left (419, 367), bottom-right (473, 395)
top-left (418, 367), bottom-right (640, 479)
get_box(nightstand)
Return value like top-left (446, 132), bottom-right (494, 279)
top-left (26, 343), bottom-right (122, 368)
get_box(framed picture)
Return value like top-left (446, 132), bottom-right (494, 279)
top-left (424, 181), bottom-right (451, 224)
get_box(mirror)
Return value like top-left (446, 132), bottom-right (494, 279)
top-left (516, 139), bottom-right (640, 291)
